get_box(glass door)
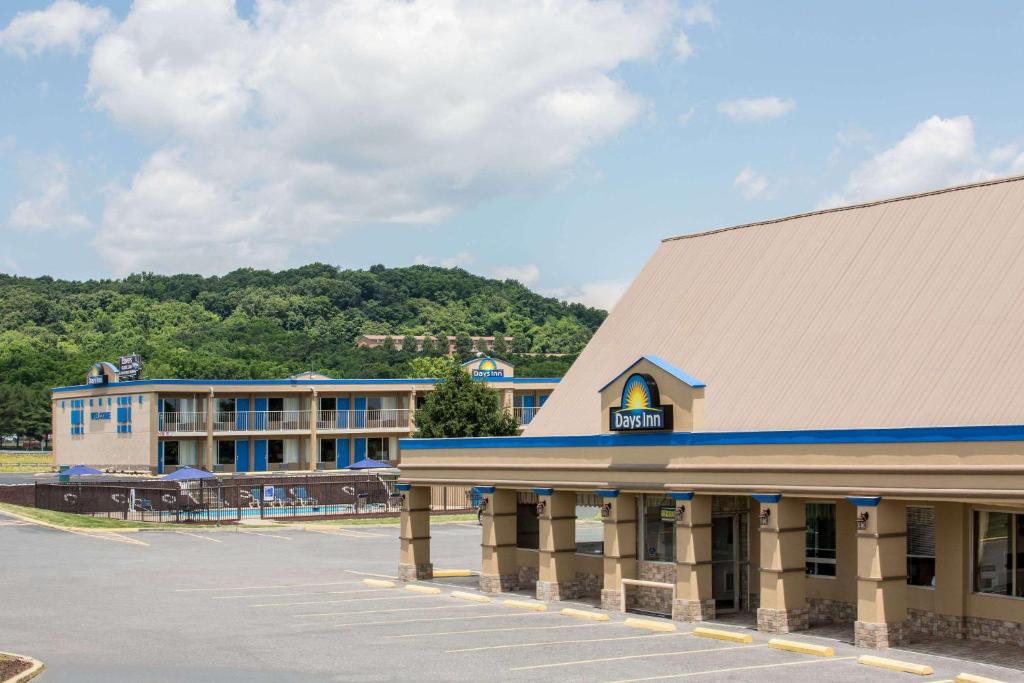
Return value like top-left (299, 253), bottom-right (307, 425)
top-left (712, 514), bottom-right (739, 613)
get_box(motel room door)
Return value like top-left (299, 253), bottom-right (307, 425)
top-left (712, 514), bottom-right (741, 613)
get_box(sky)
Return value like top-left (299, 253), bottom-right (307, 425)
top-left (1, 1), bottom-right (1023, 311)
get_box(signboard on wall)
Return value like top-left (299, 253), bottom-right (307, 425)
top-left (119, 354), bottom-right (144, 382)
top-left (608, 373), bottom-right (672, 431)
top-left (470, 357), bottom-right (505, 379)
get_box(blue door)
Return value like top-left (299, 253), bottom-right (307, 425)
top-left (522, 395), bottom-right (536, 424)
top-left (254, 440), bottom-right (268, 471)
top-left (236, 440), bottom-right (250, 471)
top-left (354, 438), bottom-right (366, 462)
top-left (236, 398), bottom-right (250, 430)
top-left (254, 397), bottom-right (268, 431)
top-left (338, 397), bottom-right (350, 428)
top-left (337, 438), bottom-right (351, 468)
top-left (157, 441), bottom-right (165, 474)
top-left (354, 397), bottom-right (366, 428)
top-left (158, 399), bottom-right (165, 431)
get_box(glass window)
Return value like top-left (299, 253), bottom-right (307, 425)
top-left (805, 503), bottom-right (837, 577)
top-left (217, 441), bottom-right (235, 465)
top-left (575, 494), bottom-right (603, 555)
top-left (268, 440), bottom-right (284, 464)
top-left (164, 441), bottom-right (180, 466)
top-left (517, 501), bottom-right (539, 550)
top-left (638, 495), bottom-right (675, 562)
top-left (907, 506), bottom-right (936, 587)
top-left (319, 397), bottom-right (336, 412)
top-left (163, 398), bottom-right (181, 413)
top-left (974, 511), bottom-right (1013, 596)
top-left (367, 437), bottom-right (391, 461)
top-left (216, 398), bottom-right (236, 413)
top-left (320, 439), bottom-right (337, 463)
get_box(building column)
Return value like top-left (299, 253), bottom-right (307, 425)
top-left (598, 490), bottom-right (636, 611)
top-left (756, 494), bottom-right (809, 633)
top-left (536, 488), bottom-right (578, 601)
top-left (308, 390), bottom-right (318, 471)
top-left (408, 388), bottom-right (417, 432)
top-left (205, 390), bottom-right (214, 471)
top-left (853, 497), bottom-right (907, 648)
top-left (397, 484), bottom-right (433, 581)
top-left (672, 493), bottom-right (715, 622)
top-left (479, 487), bottom-right (519, 593)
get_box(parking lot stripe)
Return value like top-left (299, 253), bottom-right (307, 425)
top-left (391, 623), bottom-right (596, 639)
top-left (447, 632), bottom-right (680, 653)
top-left (320, 612), bottom-right (556, 628)
top-left (604, 655), bottom-right (858, 682)
top-left (251, 594), bottom-right (433, 608)
top-left (69, 530), bottom-right (149, 546)
top-left (236, 531), bottom-right (292, 540)
top-left (176, 581), bottom-right (363, 592)
top-left (213, 588), bottom-right (390, 600)
top-left (343, 570), bottom-right (399, 579)
top-left (292, 603), bottom-right (490, 618)
top-left (175, 531), bottom-right (222, 543)
top-left (333, 528), bottom-right (389, 538)
top-left (510, 644), bottom-right (762, 671)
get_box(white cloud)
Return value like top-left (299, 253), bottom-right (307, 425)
top-left (0, 0), bottom-right (112, 57)
top-left (7, 158), bottom-right (91, 233)
top-left (717, 96), bottom-right (795, 122)
top-left (544, 278), bottom-right (631, 311)
top-left (678, 106), bottom-right (696, 126)
top-left (414, 252), bottom-right (476, 269)
top-left (492, 264), bottom-right (541, 286)
top-left (821, 115), bottom-right (1024, 208)
top-left (681, 1), bottom-right (715, 26)
top-left (733, 165), bottom-right (768, 200)
top-left (673, 31), bottom-right (694, 61)
top-left (76, 0), bottom-right (678, 274)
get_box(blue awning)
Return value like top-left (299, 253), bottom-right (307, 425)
top-left (347, 458), bottom-right (393, 470)
top-left (63, 464), bottom-right (103, 476)
top-left (162, 467), bottom-right (215, 480)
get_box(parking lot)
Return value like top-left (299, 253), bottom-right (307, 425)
top-left (1, 515), bottom-right (1020, 682)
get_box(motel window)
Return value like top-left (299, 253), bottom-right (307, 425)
top-left (973, 511), bottom-right (1022, 597)
top-left (575, 493), bottom-right (603, 555)
top-left (907, 506), bottom-right (936, 587)
top-left (367, 437), bottom-right (392, 461)
top-left (164, 441), bottom-right (180, 466)
top-left (217, 441), bottom-right (235, 466)
top-left (268, 440), bottom-right (284, 464)
top-left (320, 439), bottom-right (337, 463)
top-left (638, 495), bottom-right (675, 562)
top-left (163, 398), bottom-right (181, 413)
top-left (216, 398), bottom-right (236, 415)
top-left (516, 496), bottom-right (540, 550)
top-left (805, 503), bottom-right (837, 577)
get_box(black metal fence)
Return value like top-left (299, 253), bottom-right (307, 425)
top-left (34, 475), bottom-right (473, 524)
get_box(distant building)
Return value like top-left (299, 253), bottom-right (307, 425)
top-left (356, 334), bottom-right (513, 354)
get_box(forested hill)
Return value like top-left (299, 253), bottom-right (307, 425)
top-left (0, 263), bottom-right (605, 391)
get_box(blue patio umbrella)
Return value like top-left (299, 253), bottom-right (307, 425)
top-left (347, 458), bottom-right (393, 470)
top-left (63, 464), bottom-right (103, 476)
top-left (162, 467), bottom-right (216, 481)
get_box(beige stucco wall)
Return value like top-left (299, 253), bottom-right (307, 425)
top-left (52, 390), bottom-right (157, 469)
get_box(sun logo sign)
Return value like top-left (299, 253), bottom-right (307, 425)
top-left (471, 357), bottom-right (505, 379)
top-left (610, 373), bottom-right (671, 431)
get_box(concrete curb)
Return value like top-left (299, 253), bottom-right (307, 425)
top-left (0, 652), bottom-right (45, 683)
top-left (767, 638), bottom-right (833, 657)
top-left (503, 599), bottom-right (547, 612)
top-left (857, 655), bottom-right (934, 676)
top-left (405, 584), bottom-right (442, 595)
top-left (451, 591), bottom-right (491, 603)
top-left (956, 674), bottom-right (1006, 683)
top-left (560, 608), bottom-right (609, 622)
top-left (433, 569), bottom-right (475, 578)
top-left (361, 579), bottom-right (396, 589)
top-left (693, 627), bottom-right (754, 644)
top-left (623, 618), bottom-right (677, 633)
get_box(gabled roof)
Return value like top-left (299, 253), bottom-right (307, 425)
top-left (527, 175), bottom-right (1024, 435)
top-left (597, 355), bottom-right (706, 392)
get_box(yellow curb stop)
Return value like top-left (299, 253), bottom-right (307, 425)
top-left (502, 600), bottom-right (547, 612)
top-left (693, 627), bottom-right (753, 644)
top-left (767, 638), bottom-right (833, 657)
top-left (451, 591), bottom-right (491, 603)
top-left (361, 579), bottom-right (396, 589)
top-left (560, 608), bottom-right (609, 622)
top-left (956, 674), bottom-right (1006, 683)
top-left (433, 569), bottom-right (474, 578)
top-left (857, 655), bottom-right (934, 676)
top-left (404, 585), bottom-right (442, 595)
top-left (623, 617), bottom-right (677, 633)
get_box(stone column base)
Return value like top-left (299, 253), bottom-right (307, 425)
top-left (672, 598), bottom-right (716, 622)
top-left (536, 579), bottom-right (579, 602)
top-left (855, 620), bottom-right (906, 649)
top-left (757, 607), bottom-right (809, 633)
top-left (398, 562), bottom-right (433, 581)
top-left (479, 573), bottom-right (519, 594)
top-left (601, 589), bottom-right (624, 612)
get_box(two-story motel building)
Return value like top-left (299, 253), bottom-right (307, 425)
top-left (51, 357), bottom-right (556, 474)
top-left (396, 176), bottom-right (1024, 650)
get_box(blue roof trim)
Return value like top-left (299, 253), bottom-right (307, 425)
top-left (400, 423), bottom-right (1024, 450)
top-left (533, 487), bottom-right (554, 496)
top-left (595, 489), bottom-right (620, 498)
top-left (667, 491), bottom-right (695, 501)
top-left (751, 494), bottom-right (782, 504)
top-left (52, 376), bottom-right (559, 393)
top-left (394, 483), bottom-right (412, 491)
top-left (597, 355), bottom-right (706, 393)
top-left (847, 496), bottom-right (882, 507)
top-left (471, 486), bottom-right (496, 495)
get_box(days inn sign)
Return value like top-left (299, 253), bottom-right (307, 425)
top-left (600, 355), bottom-right (706, 433)
top-left (609, 373), bottom-right (672, 431)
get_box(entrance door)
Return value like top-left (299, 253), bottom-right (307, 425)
top-left (712, 515), bottom-right (740, 613)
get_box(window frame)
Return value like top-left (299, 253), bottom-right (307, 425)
top-left (164, 441), bottom-right (180, 467)
top-left (972, 508), bottom-right (1022, 599)
top-left (267, 439), bottom-right (285, 464)
top-left (906, 505), bottom-right (937, 588)
top-left (805, 501), bottom-right (838, 578)
top-left (636, 494), bottom-right (676, 564)
top-left (216, 440), bottom-right (235, 466)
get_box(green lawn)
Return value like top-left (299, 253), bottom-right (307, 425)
top-left (297, 512), bottom-right (478, 526)
top-left (0, 503), bottom-right (178, 529)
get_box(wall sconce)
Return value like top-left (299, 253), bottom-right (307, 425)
top-left (399, 493), bottom-right (407, 509)
top-left (535, 500), bottom-right (546, 517)
top-left (478, 497), bottom-right (488, 513)
top-left (600, 502), bottom-right (612, 518)
top-left (675, 505), bottom-right (686, 521)
top-left (857, 511), bottom-right (869, 530)
top-left (759, 508), bottom-right (771, 527)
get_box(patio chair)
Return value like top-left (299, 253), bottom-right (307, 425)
top-left (239, 488), bottom-right (261, 508)
top-left (133, 498), bottom-right (155, 512)
top-left (290, 487), bottom-right (317, 506)
top-left (338, 504), bottom-right (356, 514)
top-left (270, 487), bottom-right (293, 507)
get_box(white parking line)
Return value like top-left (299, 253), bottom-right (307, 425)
top-left (176, 531), bottom-right (222, 543)
top-left (236, 531), bottom-right (292, 540)
top-left (301, 612), bottom-right (556, 629)
top-left (69, 530), bottom-right (149, 546)
top-left (333, 528), bottom-right (389, 538)
top-left (343, 570), bottom-right (398, 579)
top-left (251, 594), bottom-right (433, 608)
top-left (393, 623), bottom-right (598, 639)
top-left (292, 603), bottom-right (490, 618)
top-left (448, 632), bottom-right (679, 653)
top-left (604, 655), bottom-right (858, 682)
top-left (213, 588), bottom-right (392, 600)
top-left (175, 581), bottom-right (363, 592)
top-left (510, 644), bottom-right (763, 670)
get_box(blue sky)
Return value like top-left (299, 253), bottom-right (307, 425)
top-left (2, 1), bottom-right (1023, 309)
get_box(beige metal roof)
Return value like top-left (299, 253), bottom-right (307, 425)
top-left (527, 175), bottom-right (1024, 435)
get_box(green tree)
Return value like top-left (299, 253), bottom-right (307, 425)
top-left (453, 332), bottom-right (474, 359)
top-left (491, 334), bottom-right (508, 357)
top-left (405, 355), bottom-right (457, 378)
top-left (414, 366), bottom-right (519, 438)
top-left (381, 335), bottom-right (396, 351)
top-left (401, 334), bottom-right (419, 353)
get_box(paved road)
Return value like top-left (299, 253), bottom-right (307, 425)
top-left (0, 517), bottom-right (1020, 682)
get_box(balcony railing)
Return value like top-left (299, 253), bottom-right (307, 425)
top-left (158, 411), bottom-right (207, 433)
top-left (208, 411), bottom-right (312, 432)
top-left (513, 406), bottom-right (540, 426)
top-left (316, 409), bottom-right (411, 431)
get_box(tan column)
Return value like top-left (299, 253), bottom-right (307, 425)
top-left (599, 491), bottom-right (636, 611)
top-left (854, 498), bottom-right (907, 648)
top-left (536, 489), bottom-right (578, 601)
top-left (205, 390), bottom-right (214, 471)
top-left (408, 388), bottom-right (416, 432)
top-left (308, 390), bottom-right (318, 471)
top-left (756, 495), bottom-right (809, 633)
top-left (480, 488), bottom-right (518, 594)
top-left (673, 493), bottom-right (714, 621)
top-left (397, 485), bottom-right (433, 581)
